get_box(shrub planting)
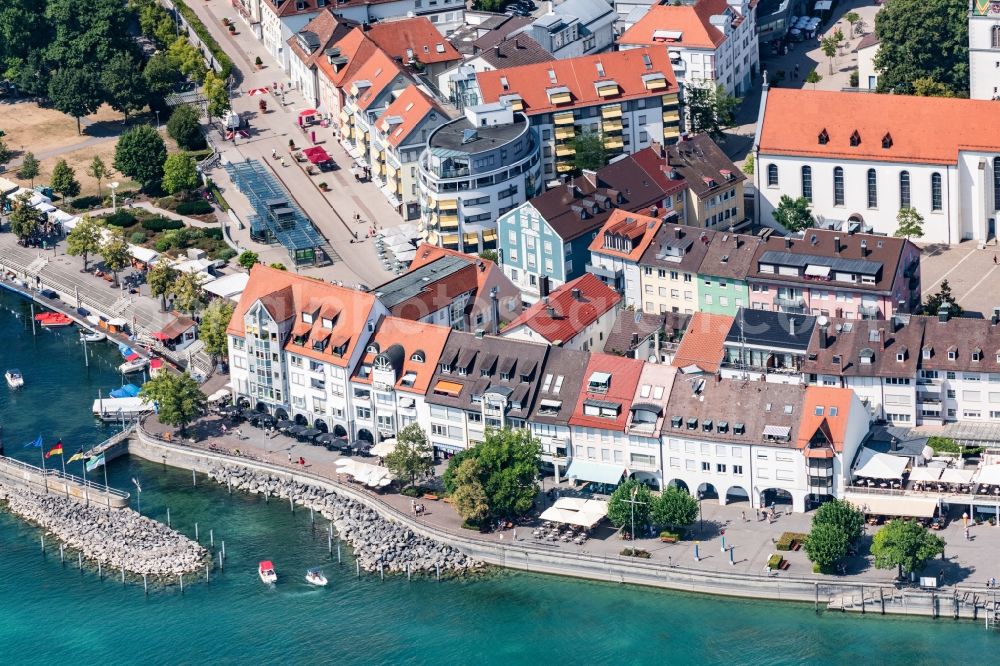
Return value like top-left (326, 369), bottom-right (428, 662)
top-left (176, 200), bottom-right (213, 215)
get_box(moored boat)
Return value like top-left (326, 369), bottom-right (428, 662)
top-left (81, 330), bottom-right (106, 343)
top-left (305, 567), bottom-right (328, 586)
top-left (119, 354), bottom-right (148, 374)
top-left (5, 368), bottom-right (24, 388)
top-left (35, 312), bottom-right (73, 327)
top-left (259, 561), bottom-right (277, 584)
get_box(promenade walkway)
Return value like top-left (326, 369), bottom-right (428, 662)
top-left (140, 411), bottom-right (1000, 590)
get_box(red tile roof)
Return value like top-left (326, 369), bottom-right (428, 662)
top-left (377, 84), bottom-right (444, 147)
top-left (619, 0), bottom-right (731, 50)
top-left (569, 353), bottom-right (645, 430)
top-left (588, 209), bottom-right (664, 263)
top-left (315, 28), bottom-right (376, 89)
top-left (503, 273), bottom-right (621, 344)
top-left (263, 0), bottom-right (323, 18)
top-left (367, 17), bottom-right (462, 65)
top-left (286, 10), bottom-right (357, 69)
top-left (476, 47), bottom-right (677, 116)
top-left (352, 316), bottom-right (451, 393)
top-left (671, 311), bottom-right (733, 373)
top-left (407, 243), bottom-right (500, 304)
top-left (797, 386), bottom-right (856, 452)
top-left (343, 46), bottom-right (405, 110)
top-left (228, 265), bottom-right (378, 368)
top-left (759, 88), bottom-right (1000, 165)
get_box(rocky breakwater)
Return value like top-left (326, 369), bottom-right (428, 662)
top-left (207, 465), bottom-right (480, 575)
top-left (0, 482), bottom-right (208, 577)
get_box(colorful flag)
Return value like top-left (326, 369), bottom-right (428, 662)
top-left (132, 478), bottom-right (142, 493)
top-left (85, 453), bottom-right (106, 473)
top-left (44, 441), bottom-right (63, 459)
top-left (67, 449), bottom-right (85, 464)
top-left (23, 435), bottom-right (42, 449)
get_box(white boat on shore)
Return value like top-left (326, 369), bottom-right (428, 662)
top-left (305, 567), bottom-right (328, 586)
top-left (5, 368), bottom-right (24, 388)
top-left (81, 330), bottom-right (106, 343)
top-left (119, 355), bottom-right (148, 374)
top-left (92, 396), bottom-right (152, 421)
top-left (259, 561), bottom-right (277, 584)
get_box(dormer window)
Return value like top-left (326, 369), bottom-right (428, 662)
top-left (818, 129), bottom-right (829, 145)
top-left (882, 132), bottom-right (893, 149)
top-left (411, 351), bottom-right (425, 363)
top-left (850, 130), bottom-right (861, 147)
top-left (366, 343), bottom-right (379, 354)
top-left (923, 347), bottom-right (932, 360)
top-left (686, 418), bottom-right (698, 430)
top-left (973, 348), bottom-right (982, 362)
top-left (302, 312), bottom-right (314, 324)
top-left (948, 348), bottom-right (957, 361)
top-left (500, 372), bottom-right (510, 381)
top-left (671, 416), bottom-right (682, 428)
top-left (896, 352), bottom-right (905, 362)
top-left (733, 423), bottom-right (745, 435)
top-left (321, 318), bottom-right (333, 329)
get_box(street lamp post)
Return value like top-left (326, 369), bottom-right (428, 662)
top-left (698, 491), bottom-right (704, 535)
top-left (623, 486), bottom-right (648, 557)
top-left (156, 110), bottom-right (160, 129)
top-left (109, 181), bottom-right (120, 213)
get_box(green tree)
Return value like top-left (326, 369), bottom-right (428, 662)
top-left (88, 156), bottom-right (108, 201)
top-left (203, 70), bottom-right (230, 121)
top-left (384, 424), bottom-right (434, 489)
top-left (607, 479), bottom-right (654, 536)
top-left (12, 49), bottom-right (49, 98)
top-left (923, 279), bottom-right (963, 317)
top-left (912, 77), bottom-right (954, 97)
top-left (171, 270), bottom-right (204, 315)
top-left (874, 0), bottom-right (968, 96)
top-left (45, 0), bottom-right (136, 71)
top-left (237, 250), bottom-right (259, 271)
top-left (772, 195), bottom-right (814, 232)
top-left (198, 297), bottom-right (234, 364)
top-left (0, 1), bottom-right (50, 80)
top-left (844, 11), bottom-right (861, 37)
top-left (894, 207), bottom-right (925, 239)
top-left (451, 457), bottom-right (490, 524)
top-left (821, 35), bottom-right (838, 74)
top-left (479, 250), bottom-right (499, 263)
top-left (65, 214), bottom-right (104, 271)
top-left (805, 69), bottom-right (823, 90)
top-left (443, 427), bottom-right (540, 519)
top-left (804, 523), bottom-right (850, 572)
top-left (101, 51), bottom-right (147, 120)
top-left (114, 124), bottom-right (167, 188)
top-left (166, 104), bottom-right (206, 151)
top-left (48, 68), bottom-right (103, 135)
top-left (870, 519), bottom-right (945, 579)
top-left (50, 158), bottom-right (80, 199)
top-left (812, 498), bottom-right (865, 544)
top-left (99, 228), bottom-right (131, 287)
top-left (167, 37), bottom-right (207, 84)
top-left (17, 152), bottom-right (40, 187)
top-left (570, 131), bottom-right (606, 172)
top-left (144, 51), bottom-right (182, 99)
top-left (0, 138), bottom-right (10, 170)
top-left (651, 485), bottom-right (698, 532)
top-left (683, 84), bottom-right (738, 141)
top-left (162, 153), bottom-right (199, 194)
top-left (147, 261), bottom-right (178, 312)
top-left (269, 262), bottom-right (287, 270)
top-left (8, 191), bottom-right (41, 242)
top-left (741, 152), bottom-right (754, 176)
top-left (139, 371), bottom-right (206, 435)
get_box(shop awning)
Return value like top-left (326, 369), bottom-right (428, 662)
top-left (845, 494), bottom-right (938, 518)
top-left (908, 466), bottom-right (943, 482)
top-left (977, 465), bottom-right (1000, 485)
top-left (940, 468), bottom-right (975, 484)
top-left (854, 449), bottom-right (909, 480)
top-left (805, 265), bottom-right (831, 278)
top-left (540, 497), bottom-right (608, 528)
top-left (433, 380), bottom-right (463, 397)
top-left (566, 459), bottom-right (624, 485)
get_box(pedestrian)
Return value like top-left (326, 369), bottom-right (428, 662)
top-left (994, 254), bottom-right (997, 265)
top-left (993, 577), bottom-right (997, 588)
top-left (287, 451), bottom-right (292, 463)
top-left (299, 456), bottom-right (305, 465)
top-left (742, 510), bottom-right (747, 522)
top-left (272, 148), bottom-right (277, 159)
top-left (965, 527), bottom-right (970, 540)
top-left (794, 63), bottom-right (799, 80)
top-left (411, 499), bottom-right (416, 514)
top-left (755, 507), bottom-right (760, 521)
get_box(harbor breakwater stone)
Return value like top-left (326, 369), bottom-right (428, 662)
top-left (207, 465), bottom-right (480, 575)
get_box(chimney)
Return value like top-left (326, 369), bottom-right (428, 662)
top-left (490, 287), bottom-right (500, 336)
top-left (819, 321), bottom-right (829, 349)
top-left (572, 288), bottom-right (582, 301)
top-left (653, 328), bottom-right (661, 362)
top-left (789, 318), bottom-right (796, 336)
top-left (494, 44), bottom-right (501, 58)
top-left (860, 239), bottom-right (868, 257)
top-left (675, 227), bottom-right (683, 239)
top-left (878, 328), bottom-right (886, 350)
top-left (784, 237), bottom-right (792, 249)
top-left (631, 333), bottom-right (640, 345)
top-left (475, 328), bottom-right (485, 339)
top-left (478, 261), bottom-right (486, 272)
top-left (363, 21), bottom-right (370, 32)
top-left (546, 306), bottom-right (558, 319)
top-left (938, 303), bottom-right (951, 323)
top-left (834, 236), bottom-right (842, 254)
top-left (514, 37), bottom-right (521, 48)
top-left (734, 235), bottom-right (741, 249)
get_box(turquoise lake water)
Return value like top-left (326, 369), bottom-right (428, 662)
top-left (0, 287), bottom-right (994, 664)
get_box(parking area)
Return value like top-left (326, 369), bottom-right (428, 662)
top-left (919, 242), bottom-right (1000, 317)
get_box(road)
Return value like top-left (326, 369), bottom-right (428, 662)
top-left (183, 1), bottom-right (400, 287)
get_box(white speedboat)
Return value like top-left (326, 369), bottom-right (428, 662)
top-left (81, 330), bottom-right (106, 343)
top-left (119, 354), bottom-right (148, 374)
top-left (259, 560), bottom-right (277, 584)
top-left (5, 369), bottom-right (24, 388)
top-left (305, 567), bottom-right (328, 587)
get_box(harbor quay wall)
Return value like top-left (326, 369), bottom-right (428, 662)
top-left (0, 456), bottom-right (130, 509)
top-left (129, 430), bottom-right (994, 619)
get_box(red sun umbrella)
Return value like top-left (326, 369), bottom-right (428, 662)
top-left (246, 87), bottom-right (269, 96)
top-left (298, 108), bottom-right (318, 117)
top-left (305, 147), bottom-right (331, 164)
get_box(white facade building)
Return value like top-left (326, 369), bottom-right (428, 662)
top-left (969, 1), bottom-right (1000, 100)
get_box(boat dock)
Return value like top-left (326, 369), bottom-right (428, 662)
top-left (83, 427), bottom-right (134, 464)
top-left (0, 455), bottom-right (130, 509)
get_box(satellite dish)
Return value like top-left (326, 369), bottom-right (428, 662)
top-left (817, 315), bottom-right (829, 327)
top-left (835, 324), bottom-right (843, 332)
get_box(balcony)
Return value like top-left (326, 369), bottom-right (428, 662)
top-left (775, 296), bottom-right (805, 309)
top-left (918, 393), bottom-right (941, 404)
top-left (585, 263), bottom-right (622, 281)
top-left (859, 305), bottom-right (882, 319)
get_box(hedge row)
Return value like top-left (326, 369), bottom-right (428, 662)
top-left (176, 199), bottom-right (213, 215)
top-left (71, 195), bottom-right (102, 209)
top-left (775, 532), bottom-right (808, 552)
top-left (174, 0), bottom-right (234, 80)
top-left (141, 217), bottom-right (185, 232)
top-left (105, 211), bottom-right (138, 227)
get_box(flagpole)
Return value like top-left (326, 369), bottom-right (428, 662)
top-left (82, 454), bottom-right (89, 506)
top-left (59, 442), bottom-right (68, 499)
top-left (40, 436), bottom-right (47, 494)
top-left (104, 460), bottom-right (110, 513)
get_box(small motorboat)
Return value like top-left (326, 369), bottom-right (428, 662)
top-left (81, 330), bottom-right (106, 343)
top-left (35, 312), bottom-right (73, 327)
top-left (305, 567), bottom-right (328, 587)
top-left (259, 560), bottom-right (277, 584)
top-left (5, 368), bottom-right (24, 388)
top-left (119, 354), bottom-right (149, 374)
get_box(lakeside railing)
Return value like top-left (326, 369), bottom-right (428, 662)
top-left (0, 455), bottom-right (130, 501)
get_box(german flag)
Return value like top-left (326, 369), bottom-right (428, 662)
top-left (45, 441), bottom-right (63, 459)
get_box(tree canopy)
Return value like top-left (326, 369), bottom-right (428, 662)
top-left (162, 153), bottom-right (199, 194)
top-left (772, 195), bottom-right (814, 232)
top-left (812, 499), bottom-right (864, 544)
top-left (683, 84), bottom-right (738, 141)
top-left (199, 298), bottom-right (235, 363)
top-left (147, 261), bottom-right (178, 312)
top-left (203, 70), bottom-right (230, 120)
top-left (650, 485), bottom-right (698, 532)
top-left (48, 68), bottom-right (102, 135)
top-left (50, 158), bottom-right (80, 198)
top-left (65, 215), bottom-right (103, 271)
top-left (114, 124), bottom-right (167, 188)
top-left (570, 131), bottom-right (607, 172)
top-left (87, 156), bottom-right (108, 199)
top-left (237, 250), bottom-right (259, 271)
top-left (167, 105), bottom-right (206, 151)
top-left (171, 270), bottom-right (204, 315)
top-left (870, 519), bottom-right (945, 577)
top-left (99, 228), bottom-right (131, 285)
top-left (804, 522), bottom-right (850, 572)
top-left (923, 279), bottom-right (963, 318)
top-left (8, 191), bottom-right (42, 242)
top-left (140, 371), bottom-right (206, 434)
top-left (874, 0), bottom-right (968, 96)
top-left (443, 428), bottom-right (540, 520)
top-left (894, 207), bottom-right (924, 239)
top-left (607, 479), bottom-right (654, 535)
top-left (384, 424), bottom-right (434, 489)
top-left (18, 152), bottom-right (40, 186)
top-left (101, 51), bottom-right (147, 120)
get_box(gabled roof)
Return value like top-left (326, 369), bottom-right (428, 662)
top-left (726, 308), bottom-right (816, 351)
top-left (343, 45), bottom-right (406, 110)
top-left (352, 316), bottom-right (451, 393)
top-left (263, 0), bottom-right (325, 19)
top-left (640, 224), bottom-right (714, 272)
top-left (671, 311), bottom-right (733, 373)
top-left (374, 254), bottom-right (477, 318)
top-left (367, 17), bottom-right (462, 65)
top-left (376, 84), bottom-right (445, 148)
top-left (569, 353), bottom-right (645, 430)
top-left (798, 386), bottom-right (857, 452)
top-left (529, 346), bottom-right (590, 425)
top-left (758, 88), bottom-right (1000, 165)
top-left (228, 265), bottom-right (378, 368)
top-left (803, 316), bottom-right (926, 378)
top-left (627, 362), bottom-right (676, 437)
top-left (315, 28), bottom-right (377, 88)
top-left (475, 34), bottom-right (556, 69)
top-left (697, 231), bottom-right (762, 281)
top-left (603, 310), bottom-right (690, 356)
top-left (476, 48), bottom-right (677, 116)
top-left (406, 243), bottom-right (508, 311)
top-left (618, 0), bottom-right (732, 50)
top-left (503, 274), bottom-right (621, 344)
top-left (856, 33), bottom-right (879, 51)
top-left (286, 9), bottom-right (358, 70)
top-left (916, 315), bottom-right (1000, 372)
top-left (588, 209), bottom-right (664, 263)
top-left (663, 134), bottom-right (745, 199)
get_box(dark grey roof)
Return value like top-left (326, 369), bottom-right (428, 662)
top-left (373, 254), bottom-right (469, 308)
top-left (477, 35), bottom-right (555, 69)
top-left (726, 308), bottom-right (816, 350)
top-left (758, 250), bottom-right (883, 277)
top-left (429, 114), bottom-right (528, 153)
top-left (529, 346), bottom-right (590, 425)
